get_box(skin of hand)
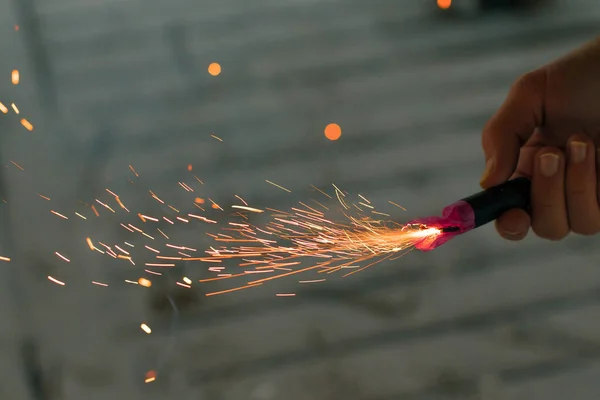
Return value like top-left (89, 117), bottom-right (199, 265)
top-left (480, 36), bottom-right (600, 240)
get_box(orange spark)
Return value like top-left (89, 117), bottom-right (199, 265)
top-left (0, 256), bottom-right (10, 262)
top-left (138, 278), bottom-right (152, 287)
top-left (10, 160), bottom-right (24, 170)
top-left (0, 102), bottom-right (7, 114)
top-left (20, 118), bottom-right (33, 131)
top-left (144, 370), bottom-right (156, 383)
top-left (11, 103), bottom-right (19, 114)
top-left (50, 210), bottom-right (68, 219)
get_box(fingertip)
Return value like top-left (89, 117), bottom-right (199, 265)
top-left (495, 209), bottom-right (531, 241)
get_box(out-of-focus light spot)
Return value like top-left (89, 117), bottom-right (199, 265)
top-left (324, 123), bottom-right (342, 141)
top-left (0, 102), bottom-right (7, 114)
top-left (11, 69), bottom-right (19, 85)
top-left (438, 0), bottom-right (451, 9)
top-left (187, 164), bottom-right (193, 171)
top-left (21, 119), bottom-right (33, 131)
top-left (140, 323), bottom-right (152, 334)
top-left (183, 277), bottom-right (192, 285)
top-left (194, 197), bottom-right (205, 204)
top-left (208, 62), bottom-right (221, 76)
top-left (144, 370), bottom-right (156, 383)
top-left (211, 203), bottom-right (220, 209)
top-left (138, 278), bottom-right (152, 287)
top-left (14, 25), bottom-right (19, 31)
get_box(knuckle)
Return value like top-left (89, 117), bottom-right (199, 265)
top-left (512, 69), bottom-right (546, 96)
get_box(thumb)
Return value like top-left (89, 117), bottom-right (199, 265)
top-left (480, 69), bottom-right (546, 189)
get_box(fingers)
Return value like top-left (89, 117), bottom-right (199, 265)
top-left (480, 69), bottom-right (547, 189)
top-left (495, 208), bottom-right (531, 241)
top-left (597, 147), bottom-right (600, 206)
top-left (566, 136), bottom-right (600, 235)
top-left (531, 147), bottom-right (570, 240)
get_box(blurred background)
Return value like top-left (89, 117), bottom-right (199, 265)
top-left (1, 0), bottom-right (600, 399)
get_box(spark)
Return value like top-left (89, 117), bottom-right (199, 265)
top-left (265, 180), bottom-right (291, 193)
top-left (0, 102), bottom-right (7, 114)
top-left (138, 278), bottom-right (152, 286)
top-left (388, 200), bottom-right (407, 211)
top-left (92, 281), bottom-right (108, 287)
top-left (211, 134), bottom-right (223, 141)
top-left (189, 188), bottom-right (443, 293)
top-left (48, 276), bottom-right (65, 286)
top-left (50, 210), bottom-right (68, 219)
top-left (144, 370), bottom-right (156, 383)
top-left (55, 252), bottom-right (70, 262)
top-left (231, 205), bottom-right (264, 213)
top-left (0, 256), bottom-right (10, 262)
top-left (183, 277), bottom-right (192, 285)
top-left (141, 323), bottom-right (152, 334)
top-left (11, 103), bottom-right (19, 114)
top-left (10, 160), bottom-right (24, 170)
top-left (20, 118), bottom-right (33, 131)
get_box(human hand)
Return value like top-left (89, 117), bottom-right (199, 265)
top-left (480, 36), bottom-right (600, 240)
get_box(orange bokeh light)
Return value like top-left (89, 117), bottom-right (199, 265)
top-left (324, 123), bottom-right (342, 141)
top-left (437, 0), bottom-right (451, 9)
top-left (208, 63), bottom-right (221, 76)
top-left (187, 164), bottom-right (192, 171)
top-left (194, 197), bottom-right (205, 204)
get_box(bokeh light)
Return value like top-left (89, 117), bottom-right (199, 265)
top-left (437, 0), bottom-right (452, 9)
top-left (208, 62), bottom-right (221, 76)
top-left (324, 123), bottom-right (342, 141)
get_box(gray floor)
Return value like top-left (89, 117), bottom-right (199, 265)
top-left (1, 0), bottom-right (600, 399)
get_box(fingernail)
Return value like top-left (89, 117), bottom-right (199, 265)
top-left (539, 153), bottom-right (560, 177)
top-left (501, 229), bottom-right (522, 236)
top-left (480, 158), bottom-right (494, 187)
top-left (569, 141), bottom-right (587, 164)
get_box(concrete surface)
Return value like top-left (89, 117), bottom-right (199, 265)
top-left (1, 0), bottom-right (600, 399)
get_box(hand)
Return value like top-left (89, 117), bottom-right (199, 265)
top-left (480, 36), bottom-right (600, 240)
